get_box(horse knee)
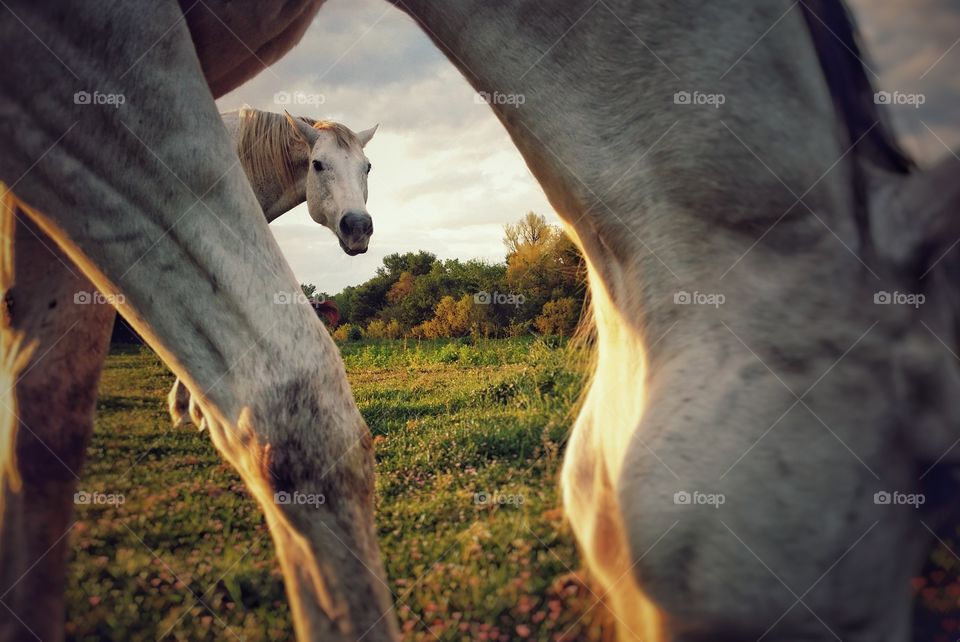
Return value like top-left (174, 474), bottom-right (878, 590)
top-left (264, 377), bottom-right (374, 497)
top-left (203, 374), bottom-right (375, 508)
top-left (194, 374), bottom-right (393, 638)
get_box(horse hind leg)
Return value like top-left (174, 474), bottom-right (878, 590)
top-left (0, 205), bottom-right (114, 642)
top-left (167, 377), bottom-right (191, 427)
top-left (168, 377), bottom-right (204, 429)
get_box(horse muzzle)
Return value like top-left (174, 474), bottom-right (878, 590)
top-left (338, 211), bottom-right (372, 256)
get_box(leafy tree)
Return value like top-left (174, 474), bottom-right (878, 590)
top-left (366, 319), bottom-right (389, 339)
top-left (381, 251), bottom-right (436, 278)
top-left (503, 212), bottom-right (554, 257)
top-left (342, 274), bottom-right (393, 324)
top-left (366, 318), bottom-right (403, 340)
top-left (384, 319), bottom-right (403, 339)
top-left (534, 298), bottom-right (580, 337)
top-left (333, 323), bottom-right (363, 342)
top-left (505, 218), bottom-right (584, 328)
top-left (413, 295), bottom-right (474, 338)
top-left (327, 213), bottom-right (586, 338)
top-left (386, 271), bottom-right (415, 305)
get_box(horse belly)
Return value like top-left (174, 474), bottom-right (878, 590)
top-left (183, 0), bottom-right (325, 97)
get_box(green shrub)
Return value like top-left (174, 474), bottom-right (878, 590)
top-left (534, 297), bottom-right (580, 337)
top-left (333, 323), bottom-right (364, 342)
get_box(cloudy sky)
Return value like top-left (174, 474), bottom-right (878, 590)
top-left (216, 0), bottom-right (959, 294)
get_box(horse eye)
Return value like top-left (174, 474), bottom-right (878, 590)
top-left (365, 162), bottom-right (372, 174)
top-left (312, 160), bottom-right (324, 171)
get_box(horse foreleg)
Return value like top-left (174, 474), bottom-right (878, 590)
top-left (0, 207), bottom-right (114, 642)
top-left (0, 3), bottom-right (396, 638)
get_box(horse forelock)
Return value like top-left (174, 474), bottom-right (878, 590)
top-left (308, 120), bottom-right (362, 151)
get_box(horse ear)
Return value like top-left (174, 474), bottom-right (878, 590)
top-left (283, 111), bottom-right (318, 148)
top-left (356, 124), bottom-right (378, 148)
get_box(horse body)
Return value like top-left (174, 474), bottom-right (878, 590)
top-left (391, 0), bottom-right (959, 639)
top-left (183, 0), bottom-right (327, 98)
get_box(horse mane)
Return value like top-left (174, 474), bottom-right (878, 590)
top-left (236, 107), bottom-right (362, 191)
top-left (798, 0), bottom-right (914, 174)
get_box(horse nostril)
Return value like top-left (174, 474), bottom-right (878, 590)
top-left (340, 212), bottom-right (373, 238)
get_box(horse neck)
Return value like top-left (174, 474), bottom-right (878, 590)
top-left (395, 0), bottom-right (866, 359)
top-left (260, 177), bottom-right (307, 222)
top-left (222, 109), bottom-right (307, 222)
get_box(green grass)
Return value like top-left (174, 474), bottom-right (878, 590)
top-left (66, 338), bottom-right (609, 642)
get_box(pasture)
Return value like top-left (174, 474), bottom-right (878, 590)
top-left (65, 338), bottom-right (610, 642)
top-left (63, 338), bottom-right (960, 641)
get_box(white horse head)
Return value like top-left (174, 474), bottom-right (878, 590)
top-left (284, 113), bottom-right (378, 255)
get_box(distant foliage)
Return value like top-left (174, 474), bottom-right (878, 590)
top-left (330, 213), bottom-right (587, 340)
top-left (366, 318), bottom-right (404, 340)
top-left (333, 323), bottom-right (364, 342)
top-left (534, 297), bottom-right (580, 337)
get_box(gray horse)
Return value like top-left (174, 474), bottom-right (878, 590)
top-left (225, 107), bottom-right (378, 254)
top-left (2, 0), bottom-right (958, 641)
top-left (389, 2), bottom-right (960, 639)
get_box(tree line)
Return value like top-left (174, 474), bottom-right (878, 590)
top-left (309, 212), bottom-right (588, 341)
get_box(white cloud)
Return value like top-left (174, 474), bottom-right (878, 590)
top-left (850, 0), bottom-right (960, 160)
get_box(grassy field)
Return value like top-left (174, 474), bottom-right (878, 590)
top-left (64, 336), bottom-right (960, 641)
top-left (66, 338), bottom-right (611, 642)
